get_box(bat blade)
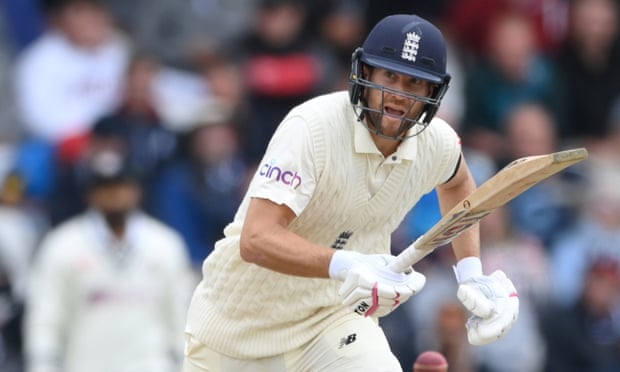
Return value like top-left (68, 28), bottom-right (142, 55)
top-left (390, 147), bottom-right (588, 273)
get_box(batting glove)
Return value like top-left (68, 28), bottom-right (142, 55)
top-left (329, 250), bottom-right (426, 318)
top-left (454, 257), bottom-right (519, 345)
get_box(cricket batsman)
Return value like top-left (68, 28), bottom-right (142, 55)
top-left (182, 13), bottom-right (519, 372)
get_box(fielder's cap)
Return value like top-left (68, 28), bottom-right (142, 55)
top-left (84, 151), bottom-right (139, 189)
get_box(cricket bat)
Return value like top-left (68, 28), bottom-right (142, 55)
top-left (390, 147), bottom-right (589, 273)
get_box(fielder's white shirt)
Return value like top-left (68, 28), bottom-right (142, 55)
top-left (185, 91), bottom-right (461, 358)
top-left (25, 210), bottom-right (193, 372)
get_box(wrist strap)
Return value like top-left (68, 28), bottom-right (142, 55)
top-left (454, 256), bottom-right (483, 283)
top-left (328, 250), bottom-right (360, 280)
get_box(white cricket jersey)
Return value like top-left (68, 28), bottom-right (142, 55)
top-left (24, 210), bottom-right (194, 372)
top-left (185, 90), bottom-right (462, 358)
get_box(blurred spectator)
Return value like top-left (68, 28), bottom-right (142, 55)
top-left (503, 103), bottom-right (578, 246)
top-left (193, 47), bottom-right (248, 128)
top-left (0, 5), bottom-right (23, 225)
top-left (14, 0), bottom-right (131, 153)
top-left (444, 0), bottom-right (568, 58)
top-left (24, 151), bottom-right (193, 372)
top-left (104, 0), bottom-right (258, 68)
top-left (550, 157), bottom-right (620, 307)
top-left (48, 111), bottom-right (130, 224)
top-left (234, 0), bottom-right (333, 164)
top-left (0, 173), bottom-right (45, 372)
top-left (150, 102), bottom-right (250, 272)
top-left (541, 257), bottom-right (620, 372)
top-left (554, 0), bottom-right (620, 146)
top-left (12, 0), bottom-right (131, 201)
top-left (363, 1), bottom-right (452, 31)
top-left (0, 7), bottom-right (20, 142)
top-left (474, 207), bottom-right (549, 372)
top-left (49, 53), bottom-right (179, 224)
top-left (114, 54), bottom-right (178, 177)
top-left (460, 10), bottom-right (565, 161)
top-left (309, 0), bottom-right (368, 90)
top-left (93, 54), bottom-right (179, 209)
top-left (435, 26), bottom-right (467, 130)
top-left (504, 103), bottom-right (558, 159)
top-left (594, 95), bottom-right (620, 159)
top-left (150, 63), bottom-right (211, 133)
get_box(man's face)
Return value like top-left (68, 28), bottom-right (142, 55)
top-left (364, 66), bottom-right (432, 138)
top-left (55, 2), bottom-right (112, 49)
top-left (88, 182), bottom-right (141, 229)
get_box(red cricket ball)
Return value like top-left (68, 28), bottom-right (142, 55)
top-left (413, 350), bottom-right (449, 372)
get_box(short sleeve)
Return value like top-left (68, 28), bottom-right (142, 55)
top-left (248, 116), bottom-right (317, 216)
top-left (433, 118), bottom-right (462, 184)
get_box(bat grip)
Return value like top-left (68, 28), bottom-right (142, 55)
top-left (389, 236), bottom-right (430, 273)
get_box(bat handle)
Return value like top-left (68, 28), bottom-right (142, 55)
top-left (389, 236), bottom-right (431, 273)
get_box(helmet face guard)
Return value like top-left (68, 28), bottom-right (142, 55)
top-left (349, 14), bottom-right (451, 140)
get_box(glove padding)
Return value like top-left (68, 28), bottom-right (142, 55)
top-left (337, 254), bottom-right (426, 318)
top-left (457, 270), bottom-right (519, 345)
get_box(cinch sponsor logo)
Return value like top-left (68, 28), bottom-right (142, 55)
top-left (259, 159), bottom-right (302, 189)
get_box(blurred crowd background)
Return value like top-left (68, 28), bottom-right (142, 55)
top-left (0, 0), bottom-right (620, 371)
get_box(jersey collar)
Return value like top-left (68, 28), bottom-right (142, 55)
top-left (354, 121), bottom-right (418, 161)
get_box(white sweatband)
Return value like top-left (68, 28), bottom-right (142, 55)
top-left (454, 256), bottom-right (483, 283)
top-left (328, 250), bottom-right (361, 279)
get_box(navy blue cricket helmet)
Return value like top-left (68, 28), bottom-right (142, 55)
top-left (349, 14), bottom-right (451, 139)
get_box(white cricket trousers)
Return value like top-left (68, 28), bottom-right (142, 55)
top-left (182, 314), bottom-right (403, 372)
